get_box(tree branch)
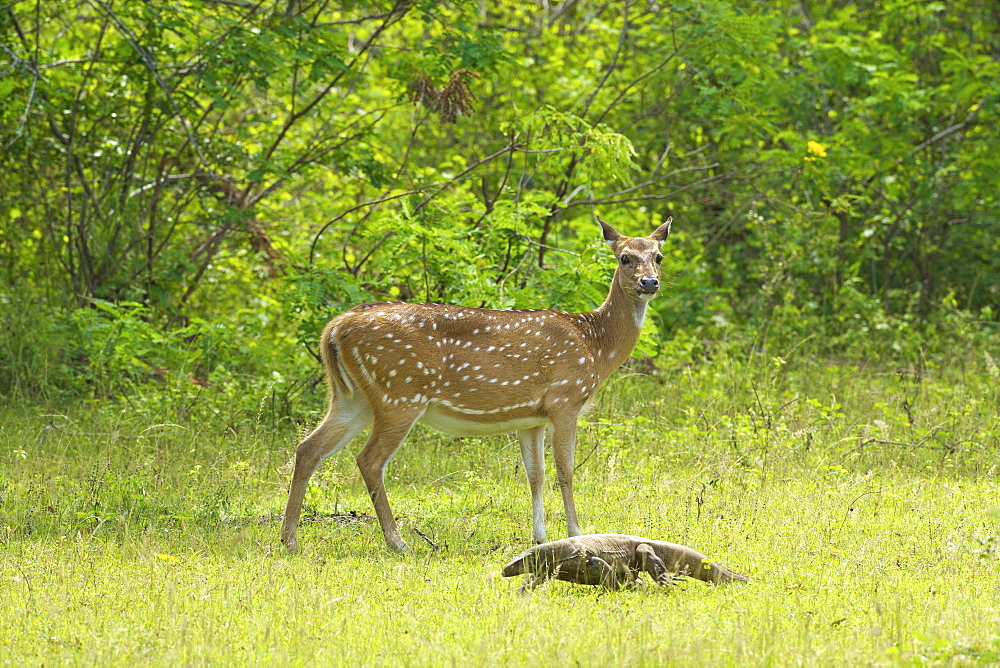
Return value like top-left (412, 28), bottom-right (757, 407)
top-left (579, 0), bottom-right (629, 119)
top-left (87, 0), bottom-right (213, 173)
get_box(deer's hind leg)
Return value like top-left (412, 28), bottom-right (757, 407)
top-left (356, 410), bottom-right (423, 552)
top-left (280, 395), bottom-right (371, 551)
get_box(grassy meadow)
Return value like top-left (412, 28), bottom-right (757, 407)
top-left (2, 349), bottom-right (1000, 665)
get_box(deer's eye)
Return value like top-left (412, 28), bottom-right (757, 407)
top-left (620, 255), bottom-right (630, 265)
top-left (656, 254), bottom-right (664, 264)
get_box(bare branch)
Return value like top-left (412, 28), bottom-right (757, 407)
top-left (87, 0), bottom-right (213, 173)
top-left (565, 170), bottom-right (732, 208)
top-left (411, 140), bottom-right (530, 214)
top-left (259, 0), bottom-right (410, 167)
top-left (315, 11), bottom-right (395, 26)
top-left (563, 162), bottom-right (720, 207)
top-left (907, 102), bottom-right (984, 159)
top-left (309, 190), bottom-right (424, 265)
top-left (511, 233), bottom-right (581, 257)
top-left (36, 58), bottom-right (95, 69)
top-left (594, 49), bottom-right (679, 126)
top-left (579, 0), bottom-right (629, 119)
top-left (201, 0), bottom-right (256, 7)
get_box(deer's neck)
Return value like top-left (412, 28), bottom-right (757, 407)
top-left (580, 279), bottom-right (648, 378)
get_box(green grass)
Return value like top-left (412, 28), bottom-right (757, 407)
top-left (2, 350), bottom-right (1000, 665)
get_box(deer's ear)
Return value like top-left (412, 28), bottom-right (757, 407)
top-left (597, 215), bottom-right (623, 248)
top-left (648, 217), bottom-right (672, 247)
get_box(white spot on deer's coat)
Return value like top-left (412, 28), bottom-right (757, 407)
top-left (578, 357), bottom-right (587, 364)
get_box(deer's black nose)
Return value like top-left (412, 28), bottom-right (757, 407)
top-left (638, 277), bottom-right (659, 293)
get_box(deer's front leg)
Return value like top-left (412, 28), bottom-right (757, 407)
top-left (518, 426), bottom-right (547, 543)
top-left (550, 416), bottom-right (581, 537)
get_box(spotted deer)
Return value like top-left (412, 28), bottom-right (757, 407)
top-left (280, 216), bottom-right (673, 552)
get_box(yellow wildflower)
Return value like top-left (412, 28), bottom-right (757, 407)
top-left (154, 553), bottom-right (181, 563)
top-left (807, 141), bottom-right (828, 158)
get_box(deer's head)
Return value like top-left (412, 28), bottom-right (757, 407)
top-left (598, 216), bottom-right (672, 301)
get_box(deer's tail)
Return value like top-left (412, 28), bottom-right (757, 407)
top-left (321, 321), bottom-right (354, 398)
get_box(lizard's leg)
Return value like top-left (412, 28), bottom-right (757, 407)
top-left (517, 574), bottom-right (541, 595)
top-left (551, 556), bottom-right (619, 589)
top-left (519, 560), bottom-right (559, 594)
top-left (579, 556), bottom-right (620, 590)
top-left (637, 544), bottom-right (677, 586)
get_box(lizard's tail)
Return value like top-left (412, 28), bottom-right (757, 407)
top-left (712, 564), bottom-right (749, 584)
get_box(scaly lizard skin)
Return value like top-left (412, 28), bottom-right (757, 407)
top-left (501, 534), bottom-right (748, 590)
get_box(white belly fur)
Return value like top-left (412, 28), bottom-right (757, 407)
top-left (419, 404), bottom-right (550, 437)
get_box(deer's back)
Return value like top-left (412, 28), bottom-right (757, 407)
top-left (325, 302), bottom-right (600, 436)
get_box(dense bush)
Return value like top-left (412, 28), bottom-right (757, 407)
top-left (1, 1), bottom-right (997, 407)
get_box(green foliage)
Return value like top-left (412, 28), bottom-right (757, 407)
top-left (1, 1), bottom-right (998, 401)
